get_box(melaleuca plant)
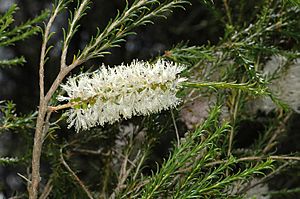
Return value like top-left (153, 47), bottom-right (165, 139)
top-left (1, 0), bottom-right (300, 199)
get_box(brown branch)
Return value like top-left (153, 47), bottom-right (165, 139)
top-left (263, 113), bottom-right (292, 154)
top-left (60, 149), bottom-right (94, 199)
top-left (8, 195), bottom-right (26, 199)
top-left (71, 148), bottom-right (105, 156)
top-left (114, 149), bottom-right (137, 167)
top-left (44, 59), bottom-right (84, 105)
top-left (48, 102), bottom-right (75, 112)
top-left (237, 162), bottom-right (291, 195)
top-left (114, 152), bottom-right (130, 195)
top-left (227, 89), bottom-right (241, 157)
top-left (29, 3), bottom-right (62, 198)
top-left (29, 106), bottom-right (48, 199)
top-left (118, 180), bottom-right (149, 198)
top-left (226, 88), bottom-right (242, 177)
top-left (29, 2), bottom-right (88, 198)
top-left (39, 179), bottom-right (53, 199)
top-left (110, 150), bottom-right (142, 199)
top-left (42, 111), bottom-right (52, 139)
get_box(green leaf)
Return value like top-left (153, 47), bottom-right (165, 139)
top-left (0, 157), bottom-right (19, 165)
top-left (0, 57), bottom-right (26, 68)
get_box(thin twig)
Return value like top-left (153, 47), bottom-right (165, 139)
top-left (8, 194), bottom-right (26, 199)
top-left (226, 88), bottom-right (242, 175)
top-left (171, 110), bottom-right (180, 147)
top-left (110, 150), bottom-right (142, 199)
top-left (39, 179), bottom-right (53, 199)
top-left (48, 93), bottom-right (100, 112)
top-left (113, 152), bottom-right (130, 197)
top-left (227, 89), bottom-right (241, 157)
top-left (80, 0), bottom-right (147, 59)
top-left (263, 113), bottom-right (292, 154)
top-left (61, 0), bottom-right (90, 69)
top-left (223, 0), bottom-right (232, 25)
top-left (71, 148), bottom-right (104, 155)
top-left (48, 102), bottom-right (77, 112)
top-left (60, 148), bottom-right (94, 199)
top-left (101, 150), bottom-right (112, 198)
top-left (205, 155), bottom-right (300, 167)
top-left (18, 173), bottom-right (31, 184)
top-left (42, 111), bottom-right (52, 140)
top-left (114, 149), bottom-right (136, 167)
top-left (237, 161), bottom-right (291, 194)
top-left (268, 187), bottom-right (300, 196)
top-left (133, 150), bottom-right (146, 180)
top-left (121, 179), bottom-right (150, 198)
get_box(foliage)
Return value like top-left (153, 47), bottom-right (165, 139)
top-left (288, 0), bottom-right (300, 6)
top-left (0, 101), bottom-right (36, 133)
top-left (120, 107), bottom-right (273, 198)
top-left (0, 0), bottom-right (300, 199)
top-left (0, 4), bottom-right (48, 67)
top-left (0, 101), bottom-right (35, 174)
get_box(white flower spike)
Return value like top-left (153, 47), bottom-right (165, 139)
top-left (58, 59), bottom-right (186, 132)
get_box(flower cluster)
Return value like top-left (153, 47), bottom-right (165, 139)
top-left (58, 59), bottom-right (186, 132)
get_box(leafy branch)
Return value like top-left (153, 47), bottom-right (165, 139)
top-left (121, 107), bottom-right (274, 198)
top-left (0, 157), bottom-right (20, 165)
top-left (0, 4), bottom-right (48, 68)
top-left (0, 4), bottom-right (48, 47)
top-left (182, 81), bottom-right (269, 96)
top-left (0, 101), bottom-right (36, 133)
top-left (29, 0), bottom-right (188, 198)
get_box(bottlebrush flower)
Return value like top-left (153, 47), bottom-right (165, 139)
top-left (58, 59), bottom-right (186, 132)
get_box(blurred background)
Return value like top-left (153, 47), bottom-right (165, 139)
top-left (0, 0), bottom-right (299, 198)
